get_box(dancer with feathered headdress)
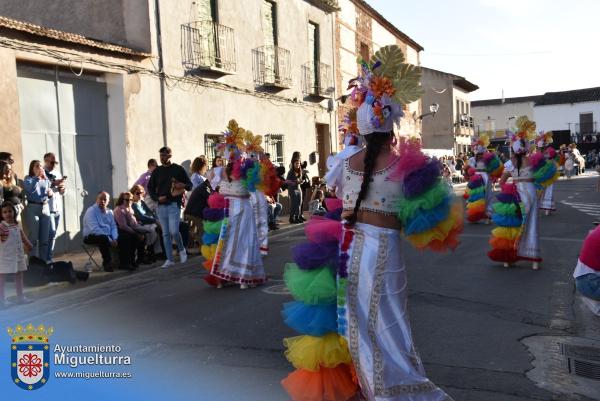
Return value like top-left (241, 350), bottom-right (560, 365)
top-left (535, 131), bottom-right (559, 215)
top-left (200, 119), bottom-right (267, 289)
top-left (488, 116), bottom-right (551, 270)
top-left (281, 45), bottom-right (461, 401)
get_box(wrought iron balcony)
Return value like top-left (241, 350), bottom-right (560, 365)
top-left (301, 62), bottom-right (333, 98)
top-left (181, 21), bottom-right (236, 74)
top-left (252, 46), bottom-right (292, 89)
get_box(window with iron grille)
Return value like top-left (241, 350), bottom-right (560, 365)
top-left (204, 134), bottom-right (224, 165)
top-left (265, 134), bottom-right (285, 166)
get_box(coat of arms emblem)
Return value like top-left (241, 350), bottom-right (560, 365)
top-left (7, 323), bottom-right (53, 390)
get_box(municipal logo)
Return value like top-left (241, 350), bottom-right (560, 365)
top-left (7, 324), bottom-right (53, 390)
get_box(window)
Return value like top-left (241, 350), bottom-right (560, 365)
top-left (265, 134), bottom-right (285, 166)
top-left (360, 42), bottom-right (369, 62)
top-left (580, 112), bottom-right (594, 134)
top-left (204, 134), bottom-right (224, 165)
top-left (455, 99), bottom-right (460, 122)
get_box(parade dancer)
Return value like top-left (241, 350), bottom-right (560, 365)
top-left (200, 120), bottom-right (267, 289)
top-left (488, 117), bottom-right (558, 270)
top-left (536, 132), bottom-right (558, 215)
top-left (464, 133), bottom-right (502, 223)
top-left (281, 45), bottom-right (463, 401)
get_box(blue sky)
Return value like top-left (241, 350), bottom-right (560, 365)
top-left (367, 0), bottom-right (600, 100)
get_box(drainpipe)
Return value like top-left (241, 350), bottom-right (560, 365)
top-left (330, 11), bottom-right (337, 154)
top-left (154, 0), bottom-right (168, 146)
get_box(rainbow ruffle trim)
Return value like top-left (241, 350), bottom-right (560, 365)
top-left (390, 139), bottom-right (463, 252)
top-left (529, 152), bottom-right (559, 190)
top-left (483, 151), bottom-right (504, 180)
top-left (282, 214), bottom-right (358, 401)
top-left (464, 173), bottom-right (488, 223)
top-left (488, 184), bottom-right (523, 263)
top-left (200, 193), bottom-right (228, 287)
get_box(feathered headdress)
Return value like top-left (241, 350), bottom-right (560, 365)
top-left (471, 132), bottom-right (490, 155)
top-left (347, 45), bottom-right (423, 135)
top-left (535, 131), bottom-right (553, 148)
top-left (216, 119), bottom-right (248, 161)
top-left (507, 116), bottom-right (537, 155)
top-left (244, 131), bottom-right (264, 157)
top-left (338, 108), bottom-right (363, 147)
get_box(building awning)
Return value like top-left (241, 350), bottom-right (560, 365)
top-left (0, 15), bottom-right (150, 57)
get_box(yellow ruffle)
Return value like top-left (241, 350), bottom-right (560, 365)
top-left (406, 203), bottom-right (462, 248)
top-left (492, 227), bottom-right (521, 240)
top-left (466, 198), bottom-right (485, 209)
top-left (283, 333), bottom-right (351, 372)
top-left (201, 244), bottom-right (217, 261)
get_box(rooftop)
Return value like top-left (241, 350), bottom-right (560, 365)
top-left (535, 86), bottom-right (600, 106)
top-left (0, 15), bottom-right (150, 57)
top-left (354, 0), bottom-right (424, 52)
top-left (471, 95), bottom-right (542, 107)
top-left (421, 66), bottom-right (479, 93)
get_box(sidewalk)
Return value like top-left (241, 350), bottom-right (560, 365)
top-left (2, 213), bottom-right (305, 304)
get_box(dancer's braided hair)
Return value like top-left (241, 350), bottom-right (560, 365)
top-left (346, 132), bottom-right (393, 226)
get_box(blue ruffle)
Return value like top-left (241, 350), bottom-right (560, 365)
top-left (202, 232), bottom-right (220, 245)
top-left (282, 301), bottom-right (337, 336)
top-left (492, 214), bottom-right (522, 227)
top-left (468, 192), bottom-right (485, 202)
top-left (404, 197), bottom-right (450, 235)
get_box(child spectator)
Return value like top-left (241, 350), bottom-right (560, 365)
top-left (308, 189), bottom-right (327, 216)
top-left (0, 201), bottom-right (33, 307)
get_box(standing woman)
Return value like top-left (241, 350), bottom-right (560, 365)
top-left (281, 45), bottom-right (462, 401)
top-left (22, 160), bottom-right (53, 263)
top-left (190, 155), bottom-right (208, 190)
top-left (0, 161), bottom-right (25, 217)
top-left (286, 159), bottom-right (305, 224)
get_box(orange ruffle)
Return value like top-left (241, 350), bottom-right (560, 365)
top-left (489, 236), bottom-right (520, 250)
top-left (281, 364), bottom-right (358, 401)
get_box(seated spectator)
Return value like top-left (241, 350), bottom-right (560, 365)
top-left (308, 189), bottom-right (327, 216)
top-left (134, 159), bottom-right (158, 211)
top-left (114, 192), bottom-right (146, 270)
top-left (83, 192), bottom-right (118, 272)
top-left (266, 195), bottom-right (282, 231)
top-left (130, 185), bottom-right (162, 262)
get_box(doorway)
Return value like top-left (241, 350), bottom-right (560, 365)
top-left (17, 64), bottom-right (113, 254)
top-left (315, 123), bottom-right (330, 177)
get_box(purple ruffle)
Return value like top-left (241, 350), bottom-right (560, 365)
top-left (402, 159), bottom-right (442, 198)
top-left (325, 208), bottom-right (343, 221)
top-left (496, 193), bottom-right (520, 203)
top-left (203, 208), bottom-right (224, 221)
top-left (293, 241), bottom-right (340, 270)
top-left (467, 175), bottom-right (485, 189)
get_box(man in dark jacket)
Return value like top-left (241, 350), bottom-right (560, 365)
top-left (148, 147), bottom-right (192, 268)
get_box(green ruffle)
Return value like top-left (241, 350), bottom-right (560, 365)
top-left (284, 263), bottom-right (336, 305)
top-left (468, 186), bottom-right (485, 196)
top-left (493, 203), bottom-right (518, 216)
top-left (204, 219), bottom-right (225, 235)
top-left (395, 181), bottom-right (448, 222)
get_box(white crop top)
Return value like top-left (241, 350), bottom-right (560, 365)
top-left (219, 179), bottom-right (249, 197)
top-left (342, 156), bottom-right (402, 215)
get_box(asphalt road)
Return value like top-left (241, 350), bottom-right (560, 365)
top-left (1, 174), bottom-right (599, 401)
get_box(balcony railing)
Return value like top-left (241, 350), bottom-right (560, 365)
top-left (252, 46), bottom-right (292, 89)
top-left (181, 21), bottom-right (236, 74)
top-left (301, 61), bottom-right (333, 98)
top-left (574, 122), bottom-right (597, 135)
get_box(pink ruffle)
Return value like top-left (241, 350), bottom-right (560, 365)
top-left (325, 198), bottom-right (343, 211)
top-left (305, 217), bottom-right (343, 244)
top-left (580, 225), bottom-right (600, 271)
top-left (389, 138), bottom-right (428, 182)
top-left (207, 192), bottom-right (226, 209)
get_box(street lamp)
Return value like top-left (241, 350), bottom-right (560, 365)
top-left (417, 103), bottom-right (439, 120)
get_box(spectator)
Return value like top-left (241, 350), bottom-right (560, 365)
top-left (131, 184), bottom-right (164, 261)
top-left (134, 159), bottom-right (158, 210)
top-left (455, 155), bottom-right (464, 173)
top-left (442, 163), bottom-right (453, 186)
top-left (82, 192), bottom-right (118, 272)
top-left (190, 156), bottom-right (208, 189)
top-left (266, 195), bottom-right (282, 230)
top-left (22, 160), bottom-right (52, 263)
top-left (286, 159), bottom-right (305, 224)
top-left (308, 189), bottom-right (327, 216)
top-left (207, 156), bottom-right (224, 191)
top-left (0, 152), bottom-right (17, 181)
top-left (43, 152), bottom-right (66, 263)
top-left (0, 161), bottom-right (24, 216)
top-left (565, 153), bottom-right (575, 179)
top-left (147, 147), bottom-right (192, 268)
top-left (114, 192), bottom-right (145, 269)
top-left (275, 165), bottom-right (287, 204)
top-left (0, 201), bottom-right (33, 307)
top-left (184, 178), bottom-right (212, 244)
